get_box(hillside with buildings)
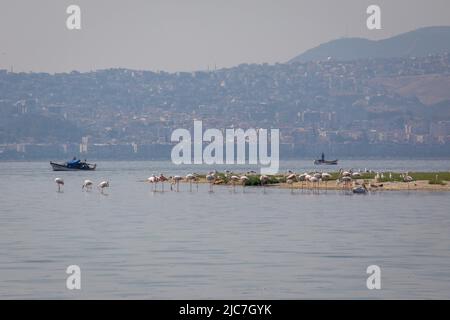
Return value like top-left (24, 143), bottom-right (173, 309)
top-left (1, 52), bottom-right (450, 160)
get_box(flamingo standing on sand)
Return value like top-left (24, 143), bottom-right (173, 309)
top-left (402, 173), bottom-right (414, 190)
top-left (309, 176), bottom-right (319, 190)
top-left (321, 173), bottom-right (331, 189)
top-left (298, 173), bottom-right (307, 190)
top-left (82, 179), bottom-right (93, 191)
top-left (340, 176), bottom-right (353, 190)
top-left (55, 178), bottom-right (64, 192)
top-left (286, 173), bottom-right (297, 193)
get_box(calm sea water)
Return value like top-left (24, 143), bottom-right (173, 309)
top-left (1, 160), bottom-right (450, 299)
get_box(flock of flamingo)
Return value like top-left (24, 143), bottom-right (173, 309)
top-left (54, 178), bottom-right (110, 194)
top-left (54, 169), bottom-right (415, 194)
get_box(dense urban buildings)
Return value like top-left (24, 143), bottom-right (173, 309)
top-left (1, 53), bottom-right (450, 159)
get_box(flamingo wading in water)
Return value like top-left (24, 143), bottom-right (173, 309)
top-left (55, 178), bottom-right (64, 192)
top-left (98, 181), bottom-right (110, 194)
top-left (82, 180), bottom-right (93, 191)
top-left (206, 172), bottom-right (216, 192)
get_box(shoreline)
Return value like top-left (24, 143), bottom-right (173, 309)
top-left (177, 172), bottom-right (450, 192)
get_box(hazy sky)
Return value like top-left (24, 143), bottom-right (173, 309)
top-left (1, 0), bottom-right (450, 73)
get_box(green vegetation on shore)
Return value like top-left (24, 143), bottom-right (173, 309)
top-left (194, 171), bottom-right (450, 186)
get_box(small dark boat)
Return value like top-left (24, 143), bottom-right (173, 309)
top-left (353, 185), bottom-right (368, 194)
top-left (314, 153), bottom-right (338, 165)
top-left (50, 159), bottom-right (96, 171)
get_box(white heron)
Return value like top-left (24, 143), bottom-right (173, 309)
top-left (55, 178), bottom-right (64, 192)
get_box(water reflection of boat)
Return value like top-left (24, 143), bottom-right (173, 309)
top-left (314, 153), bottom-right (338, 165)
top-left (50, 159), bottom-right (96, 171)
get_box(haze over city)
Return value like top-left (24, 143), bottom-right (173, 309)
top-left (1, 0), bottom-right (450, 73)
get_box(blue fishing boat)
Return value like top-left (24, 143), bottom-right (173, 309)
top-left (50, 158), bottom-right (96, 171)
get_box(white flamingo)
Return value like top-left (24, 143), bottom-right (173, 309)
top-left (206, 172), bottom-right (216, 192)
top-left (403, 173), bottom-right (414, 190)
top-left (185, 173), bottom-right (197, 192)
top-left (352, 172), bottom-right (362, 178)
top-left (159, 173), bottom-right (168, 192)
top-left (230, 175), bottom-right (240, 192)
top-left (82, 179), bottom-right (93, 191)
top-left (298, 173), bottom-right (308, 189)
top-left (341, 176), bottom-right (353, 190)
top-left (260, 175), bottom-right (269, 192)
top-left (171, 175), bottom-right (183, 192)
top-left (240, 175), bottom-right (249, 192)
top-left (55, 178), bottom-right (64, 192)
top-left (286, 173), bottom-right (297, 192)
top-left (147, 175), bottom-right (157, 192)
top-left (309, 176), bottom-right (319, 190)
top-left (98, 181), bottom-right (109, 194)
top-left (321, 172), bottom-right (331, 189)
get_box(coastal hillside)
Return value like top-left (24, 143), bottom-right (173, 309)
top-left (289, 26), bottom-right (450, 63)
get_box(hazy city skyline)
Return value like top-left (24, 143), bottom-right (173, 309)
top-left (1, 0), bottom-right (450, 73)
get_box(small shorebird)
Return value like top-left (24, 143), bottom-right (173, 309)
top-left (82, 179), bottom-right (93, 191)
top-left (55, 178), bottom-right (64, 192)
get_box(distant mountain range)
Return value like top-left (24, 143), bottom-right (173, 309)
top-left (289, 26), bottom-right (450, 63)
